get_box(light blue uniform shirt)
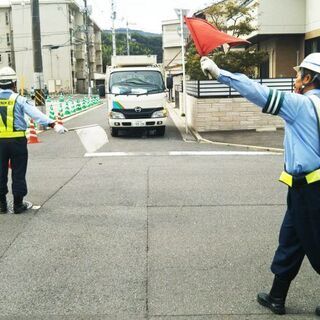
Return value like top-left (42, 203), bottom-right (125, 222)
top-left (218, 69), bottom-right (320, 175)
top-left (0, 89), bottom-right (54, 130)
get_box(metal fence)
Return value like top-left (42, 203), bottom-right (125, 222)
top-left (185, 78), bottom-right (295, 98)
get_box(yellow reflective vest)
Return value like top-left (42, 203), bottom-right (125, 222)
top-left (0, 93), bottom-right (26, 138)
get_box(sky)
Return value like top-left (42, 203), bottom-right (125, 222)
top-left (83, 0), bottom-right (212, 33)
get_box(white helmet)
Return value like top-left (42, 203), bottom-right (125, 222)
top-left (0, 67), bottom-right (17, 85)
top-left (294, 53), bottom-right (320, 74)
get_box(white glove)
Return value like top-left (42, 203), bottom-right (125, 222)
top-left (200, 56), bottom-right (221, 79)
top-left (54, 123), bottom-right (68, 134)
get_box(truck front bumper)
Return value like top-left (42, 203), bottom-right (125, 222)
top-left (109, 117), bottom-right (167, 128)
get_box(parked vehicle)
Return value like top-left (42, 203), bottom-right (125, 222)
top-left (105, 55), bottom-right (167, 137)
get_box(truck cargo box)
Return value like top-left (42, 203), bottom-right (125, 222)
top-left (111, 55), bottom-right (157, 67)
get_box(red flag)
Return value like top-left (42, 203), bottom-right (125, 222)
top-left (184, 17), bottom-right (250, 56)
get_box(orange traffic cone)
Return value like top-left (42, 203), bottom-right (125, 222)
top-left (56, 112), bottom-right (63, 126)
top-left (28, 119), bottom-right (40, 144)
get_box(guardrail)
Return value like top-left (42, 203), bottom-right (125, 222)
top-left (184, 78), bottom-right (295, 98)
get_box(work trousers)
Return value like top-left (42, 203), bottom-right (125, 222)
top-left (271, 182), bottom-right (320, 280)
top-left (0, 137), bottom-right (28, 197)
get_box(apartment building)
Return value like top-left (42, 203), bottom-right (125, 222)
top-left (195, 0), bottom-right (320, 78)
top-left (0, 0), bottom-right (103, 94)
top-left (162, 19), bottom-right (181, 71)
top-left (0, 1), bottom-right (15, 70)
top-left (162, 19), bottom-right (183, 91)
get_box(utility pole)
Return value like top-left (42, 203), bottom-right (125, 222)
top-left (83, 0), bottom-right (92, 96)
top-left (126, 21), bottom-right (130, 55)
top-left (31, 0), bottom-right (45, 116)
top-left (175, 8), bottom-right (189, 134)
top-left (111, 0), bottom-right (116, 56)
top-left (126, 21), bottom-right (136, 56)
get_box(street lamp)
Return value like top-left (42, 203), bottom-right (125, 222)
top-left (174, 8), bottom-right (189, 134)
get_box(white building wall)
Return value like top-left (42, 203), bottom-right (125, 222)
top-left (0, 7), bottom-right (13, 68)
top-left (306, 0), bottom-right (320, 33)
top-left (258, 0), bottom-right (306, 34)
top-left (11, 2), bottom-right (72, 92)
top-left (162, 20), bottom-right (180, 48)
top-left (162, 20), bottom-right (182, 72)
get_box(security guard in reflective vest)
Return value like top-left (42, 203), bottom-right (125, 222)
top-left (201, 53), bottom-right (320, 316)
top-left (0, 67), bottom-right (67, 214)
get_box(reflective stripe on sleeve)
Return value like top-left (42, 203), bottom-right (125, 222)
top-left (262, 89), bottom-right (284, 115)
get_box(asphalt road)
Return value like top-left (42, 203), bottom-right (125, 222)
top-left (0, 103), bottom-right (319, 319)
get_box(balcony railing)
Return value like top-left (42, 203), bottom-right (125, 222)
top-left (185, 78), bottom-right (295, 98)
top-left (75, 50), bottom-right (85, 60)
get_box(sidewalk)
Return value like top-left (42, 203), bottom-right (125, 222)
top-left (167, 101), bottom-right (285, 151)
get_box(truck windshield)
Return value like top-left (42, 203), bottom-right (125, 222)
top-left (110, 70), bottom-right (165, 95)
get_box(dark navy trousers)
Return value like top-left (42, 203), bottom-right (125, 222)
top-left (271, 182), bottom-right (320, 280)
top-left (0, 137), bottom-right (28, 197)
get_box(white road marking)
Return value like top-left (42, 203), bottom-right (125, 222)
top-left (77, 125), bottom-right (109, 153)
top-left (84, 151), bottom-right (282, 157)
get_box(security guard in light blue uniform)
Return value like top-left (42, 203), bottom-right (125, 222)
top-left (201, 53), bottom-right (320, 317)
top-left (0, 67), bottom-right (67, 214)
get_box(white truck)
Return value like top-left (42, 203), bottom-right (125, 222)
top-left (105, 55), bottom-right (167, 137)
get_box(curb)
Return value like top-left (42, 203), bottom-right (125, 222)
top-left (193, 129), bottom-right (284, 153)
top-left (167, 102), bottom-right (284, 153)
top-left (167, 103), bottom-right (196, 142)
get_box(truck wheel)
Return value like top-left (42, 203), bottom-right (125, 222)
top-left (157, 126), bottom-right (165, 136)
top-left (110, 127), bottom-right (119, 137)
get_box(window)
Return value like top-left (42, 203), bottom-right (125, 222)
top-left (70, 50), bottom-right (74, 66)
top-left (0, 54), bottom-right (2, 62)
top-left (8, 53), bottom-right (11, 66)
top-left (5, 12), bottom-right (9, 25)
top-left (305, 37), bottom-right (320, 55)
top-left (69, 28), bottom-right (73, 45)
top-left (110, 70), bottom-right (165, 94)
top-left (6, 33), bottom-right (10, 46)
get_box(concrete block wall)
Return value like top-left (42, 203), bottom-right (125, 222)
top-left (187, 95), bottom-right (284, 132)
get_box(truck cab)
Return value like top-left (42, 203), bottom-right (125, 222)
top-left (105, 55), bottom-right (167, 137)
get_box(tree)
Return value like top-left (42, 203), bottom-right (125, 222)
top-left (186, 0), bottom-right (268, 80)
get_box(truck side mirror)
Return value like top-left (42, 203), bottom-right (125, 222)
top-left (166, 76), bottom-right (173, 90)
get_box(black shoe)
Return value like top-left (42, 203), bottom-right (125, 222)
top-left (0, 201), bottom-right (7, 214)
top-left (13, 202), bottom-right (29, 214)
top-left (257, 292), bottom-right (286, 315)
top-left (316, 306), bottom-right (320, 316)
